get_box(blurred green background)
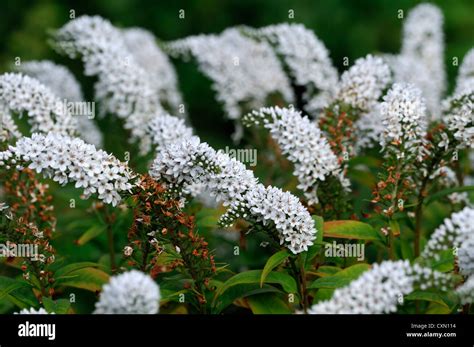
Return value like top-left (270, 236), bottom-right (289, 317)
top-left (0, 0), bottom-right (473, 145)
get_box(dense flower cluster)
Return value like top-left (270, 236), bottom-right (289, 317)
top-left (335, 54), bottom-right (391, 112)
top-left (422, 206), bottom-right (474, 276)
top-left (252, 23), bottom-right (338, 113)
top-left (0, 133), bottom-right (135, 206)
top-left (379, 83), bottom-right (428, 161)
top-left (94, 270), bottom-right (160, 314)
top-left (443, 87), bottom-right (474, 149)
top-left (455, 48), bottom-right (474, 94)
top-left (398, 3), bottom-right (446, 115)
top-left (53, 16), bottom-right (166, 153)
top-left (17, 60), bottom-right (103, 147)
top-left (243, 106), bottom-right (349, 204)
top-left (457, 276), bottom-right (474, 304)
top-left (150, 134), bottom-right (316, 254)
top-left (309, 260), bottom-right (452, 314)
top-left (123, 28), bottom-right (185, 117)
top-left (148, 113), bottom-right (193, 150)
top-left (166, 28), bottom-right (293, 139)
top-left (0, 73), bottom-right (77, 136)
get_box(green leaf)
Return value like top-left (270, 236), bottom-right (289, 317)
top-left (260, 250), bottom-right (290, 287)
top-left (405, 291), bottom-right (450, 309)
top-left (313, 266), bottom-right (341, 277)
top-left (425, 186), bottom-right (474, 206)
top-left (247, 293), bottom-right (292, 314)
top-left (309, 263), bottom-right (370, 289)
top-left (55, 267), bottom-right (109, 292)
top-left (54, 262), bottom-right (104, 279)
top-left (0, 276), bottom-right (37, 309)
top-left (216, 270), bottom-right (297, 299)
top-left (212, 284), bottom-right (281, 314)
top-left (42, 297), bottom-right (71, 314)
top-left (323, 220), bottom-right (383, 241)
top-left (77, 225), bottom-right (106, 246)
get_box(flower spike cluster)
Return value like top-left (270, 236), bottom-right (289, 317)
top-left (251, 23), bottom-right (339, 113)
top-left (443, 87), bottom-right (474, 149)
top-left (0, 133), bottom-right (135, 206)
top-left (309, 260), bottom-right (453, 314)
top-left (422, 206), bottom-right (474, 277)
top-left (53, 16), bottom-right (167, 154)
top-left (455, 48), bottom-right (474, 94)
top-left (243, 106), bottom-right (349, 205)
top-left (122, 28), bottom-right (186, 117)
top-left (17, 60), bottom-right (103, 147)
top-left (399, 3), bottom-right (446, 115)
top-left (166, 28), bottom-right (293, 137)
top-left (0, 73), bottom-right (77, 136)
top-left (94, 270), bottom-right (160, 314)
top-left (150, 132), bottom-right (317, 254)
top-left (335, 54), bottom-right (391, 112)
top-left (379, 83), bottom-right (428, 161)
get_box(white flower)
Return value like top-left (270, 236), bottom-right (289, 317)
top-left (251, 23), bottom-right (338, 114)
top-left (335, 54), bottom-right (391, 112)
top-left (17, 60), bottom-right (103, 148)
top-left (53, 16), bottom-right (167, 154)
top-left (399, 3), bottom-right (445, 115)
top-left (455, 48), bottom-right (474, 94)
top-left (354, 103), bottom-right (385, 151)
top-left (0, 73), bottom-right (77, 136)
top-left (309, 260), bottom-right (452, 314)
top-left (123, 28), bottom-right (186, 118)
top-left (15, 308), bottom-right (50, 314)
top-left (243, 106), bottom-right (349, 204)
top-left (379, 83), bottom-right (428, 161)
top-left (148, 114), bottom-right (193, 150)
top-left (94, 270), bottom-right (160, 314)
top-left (0, 133), bottom-right (136, 206)
top-left (166, 28), bottom-right (293, 140)
top-left (422, 206), bottom-right (474, 276)
top-left (443, 87), bottom-right (474, 149)
top-left (150, 133), bottom-right (317, 254)
top-left (456, 276), bottom-right (474, 304)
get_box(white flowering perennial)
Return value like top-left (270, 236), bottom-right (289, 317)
top-left (309, 260), bottom-right (452, 314)
top-left (443, 87), bottom-right (474, 149)
top-left (335, 54), bottom-right (391, 112)
top-left (243, 106), bottom-right (349, 205)
top-left (422, 206), bottom-right (474, 277)
top-left (379, 83), bottom-right (428, 161)
top-left (123, 28), bottom-right (186, 117)
top-left (455, 48), bottom-right (474, 94)
top-left (400, 3), bottom-right (445, 115)
top-left (53, 16), bottom-right (166, 154)
top-left (457, 276), bottom-right (474, 304)
top-left (0, 73), bottom-right (77, 136)
top-left (148, 114), bottom-right (193, 150)
top-left (94, 270), bottom-right (160, 314)
top-left (0, 133), bottom-right (135, 206)
top-left (17, 60), bottom-right (103, 147)
top-left (166, 28), bottom-right (293, 124)
top-left (252, 24), bottom-right (338, 113)
top-left (150, 135), bottom-right (316, 254)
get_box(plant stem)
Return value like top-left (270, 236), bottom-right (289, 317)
top-left (106, 224), bottom-right (116, 272)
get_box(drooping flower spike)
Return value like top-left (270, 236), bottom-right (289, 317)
top-left (17, 60), bottom-right (103, 147)
top-left (309, 260), bottom-right (453, 314)
top-left (0, 73), bottom-right (77, 137)
top-left (0, 133), bottom-right (136, 206)
top-left (243, 106), bottom-right (349, 205)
